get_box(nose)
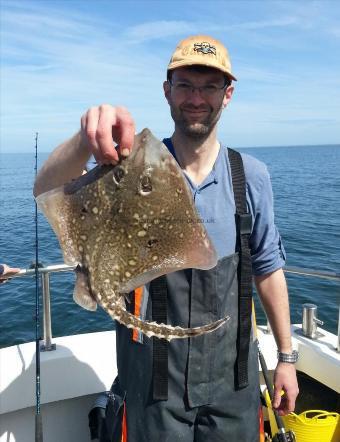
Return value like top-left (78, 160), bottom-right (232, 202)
top-left (187, 87), bottom-right (206, 105)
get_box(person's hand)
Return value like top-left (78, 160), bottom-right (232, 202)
top-left (0, 264), bottom-right (21, 284)
top-left (80, 104), bottom-right (135, 164)
top-left (272, 362), bottom-right (299, 415)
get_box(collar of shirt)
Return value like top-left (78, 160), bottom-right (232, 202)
top-left (162, 138), bottom-right (219, 193)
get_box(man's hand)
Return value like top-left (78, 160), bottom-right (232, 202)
top-left (272, 362), bottom-right (299, 415)
top-left (80, 104), bottom-right (135, 164)
top-left (34, 104), bottom-right (136, 196)
top-left (0, 264), bottom-right (21, 284)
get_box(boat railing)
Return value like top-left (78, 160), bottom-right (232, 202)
top-left (11, 264), bottom-right (340, 353)
top-left (13, 264), bottom-right (76, 351)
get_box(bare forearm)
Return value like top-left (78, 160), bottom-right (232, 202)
top-left (255, 268), bottom-right (292, 353)
top-left (33, 131), bottom-right (91, 197)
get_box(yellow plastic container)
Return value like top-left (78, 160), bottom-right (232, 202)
top-left (263, 389), bottom-right (340, 442)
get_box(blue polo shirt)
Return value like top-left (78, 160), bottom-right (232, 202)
top-left (163, 138), bottom-right (286, 276)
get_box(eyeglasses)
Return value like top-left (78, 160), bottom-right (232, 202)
top-left (168, 80), bottom-right (228, 98)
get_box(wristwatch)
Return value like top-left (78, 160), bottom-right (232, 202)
top-left (277, 350), bottom-right (299, 363)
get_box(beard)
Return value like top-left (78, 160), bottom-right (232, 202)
top-left (170, 102), bottom-right (223, 140)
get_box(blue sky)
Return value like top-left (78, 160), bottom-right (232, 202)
top-left (1, 0), bottom-right (339, 152)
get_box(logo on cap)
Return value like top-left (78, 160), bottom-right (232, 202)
top-left (194, 42), bottom-right (216, 55)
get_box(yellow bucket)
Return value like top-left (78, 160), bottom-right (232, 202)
top-left (263, 389), bottom-right (340, 442)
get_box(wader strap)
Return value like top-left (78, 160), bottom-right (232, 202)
top-left (228, 148), bottom-right (253, 389)
top-left (150, 275), bottom-right (168, 400)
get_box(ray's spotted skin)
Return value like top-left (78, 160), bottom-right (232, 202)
top-left (36, 129), bottom-right (229, 340)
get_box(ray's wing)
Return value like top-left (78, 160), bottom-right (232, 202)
top-left (36, 186), bottom-right (82, 265)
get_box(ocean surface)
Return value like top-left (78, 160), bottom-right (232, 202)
top-left (0, 145), bottom-right (339, 349)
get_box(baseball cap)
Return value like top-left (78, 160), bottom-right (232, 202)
top-left (167, 35), bottom-right (237, 81)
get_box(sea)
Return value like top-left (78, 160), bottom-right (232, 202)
top-left (0, 145), bottom-right (339, 349)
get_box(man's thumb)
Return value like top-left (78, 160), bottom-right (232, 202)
top-left (272, 386), bottom-right (281, 408)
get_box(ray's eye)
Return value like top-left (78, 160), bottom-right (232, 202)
top-left (113, 166), bottom-right (126, 184)
top-left (81, 207), bottom-right (88, 214)
top-left (147, 238), bottom-right (158, 248)
top-left (139, 175), bottom-right (152, 195)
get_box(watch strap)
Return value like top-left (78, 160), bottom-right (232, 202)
top-left (277, 349), bottom-right (299, 363)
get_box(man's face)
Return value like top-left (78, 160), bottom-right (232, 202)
top-left (163, 67), bottom-right (234, 139)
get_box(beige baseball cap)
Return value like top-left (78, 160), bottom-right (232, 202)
top-left (167, 35), bottom-right (237, 81)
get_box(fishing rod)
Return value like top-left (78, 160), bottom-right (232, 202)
top-left (257, 340), bottom-right (296, 442)
top-left (34, 132), bottom-right (43, 442)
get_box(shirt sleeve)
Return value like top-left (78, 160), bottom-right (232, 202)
top-left (244, 156), bottom-right (286, 276)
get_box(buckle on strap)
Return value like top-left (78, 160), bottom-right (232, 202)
top-left (236, 213), bottom-right (252, 235)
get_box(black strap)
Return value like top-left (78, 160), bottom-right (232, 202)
top-left (228, 148), bottom-right (253, 389)
top-left (150, 275), bottom-right (168, 400)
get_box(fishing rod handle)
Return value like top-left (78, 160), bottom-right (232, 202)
top-left (257, 344), bottom-right (287, 431)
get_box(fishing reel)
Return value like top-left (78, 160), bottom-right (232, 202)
top-left (272, 430), bottom-right (296, 442)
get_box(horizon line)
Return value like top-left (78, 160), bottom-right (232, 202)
top-left (1, 142), bottom-right (340, 154)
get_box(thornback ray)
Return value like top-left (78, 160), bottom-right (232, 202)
top-left (36, 129), bottom-right (229, 341)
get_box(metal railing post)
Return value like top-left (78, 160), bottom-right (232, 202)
top-left (40, 272), bottom-right (56, 351)
top-left (266, 319), bottom-right (272, 334)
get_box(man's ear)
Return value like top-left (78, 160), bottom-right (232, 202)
top-left (163, 81), bottom-right (171, 103)
top-left (222, 85), bottom-right (234, 108)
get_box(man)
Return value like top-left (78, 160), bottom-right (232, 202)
top-left (34, 35), bottom-right (298, 441)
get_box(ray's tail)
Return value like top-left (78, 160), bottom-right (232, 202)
top-left (106, 303), bottom-right (229, 341)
